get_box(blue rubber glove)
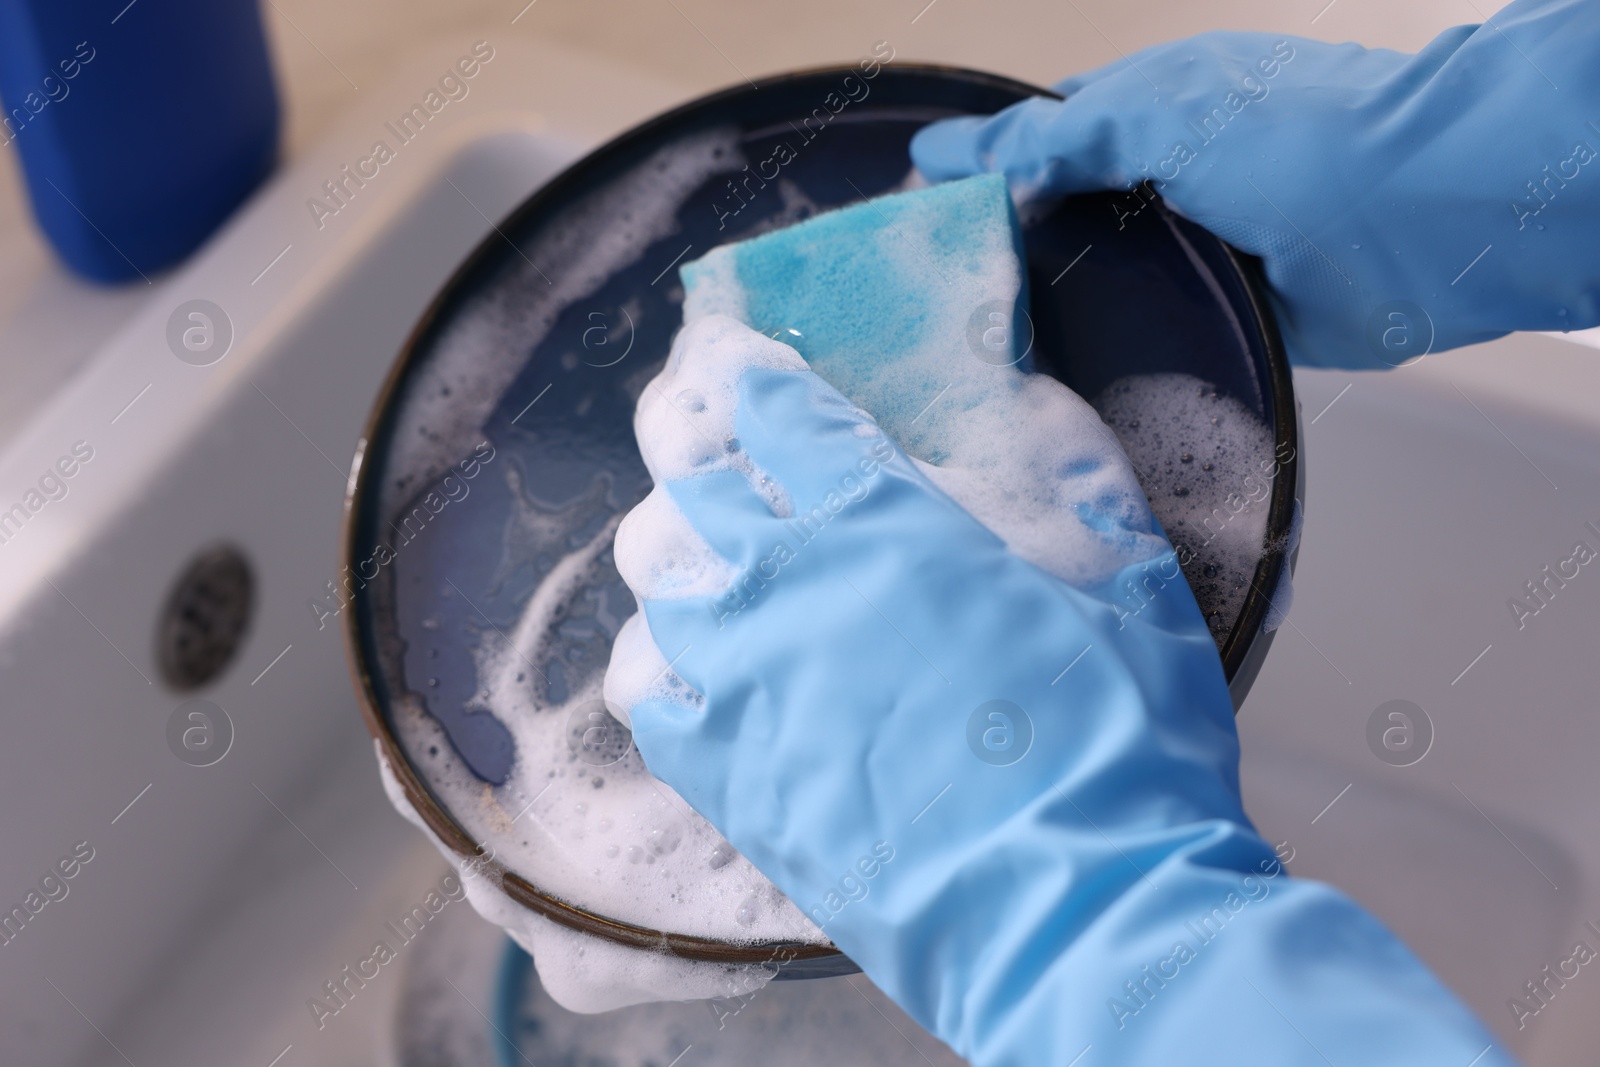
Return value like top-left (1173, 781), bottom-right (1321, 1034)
top-left (614, 316), bottom-right (1511, 1066)
top-left (912, 0), bottom-right (1600, 369)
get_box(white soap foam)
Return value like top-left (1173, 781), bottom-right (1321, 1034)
top-left (376, 743), bottom-right (779, 1013)
top-left (386, 493), bottom-right (823, 929)
top-left (379, 127), bottom-right (742, 518)
top-left (382, 473), bottom-right (819, 1011)
top-left (384, 461), bottom-right (821, 1014)
top-left (908, 367), bottom-right (1165, 590)
top-left (1092, 373), bottom-right (1276, 638)
top-left (630, 316), bottom-right (812, 521)
top-left (601, 608), bottom-right (691, 730)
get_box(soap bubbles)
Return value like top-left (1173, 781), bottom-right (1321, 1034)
top-left (566, 699), bottom-right (634, 767)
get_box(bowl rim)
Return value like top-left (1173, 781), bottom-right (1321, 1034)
top-left (1216, 249), bottom-right (1298, 698)
top-left (340, 61), bottom-right (1298, 966)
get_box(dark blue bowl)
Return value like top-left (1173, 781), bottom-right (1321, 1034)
top-left (344, 64), bottom-right (1299, 971)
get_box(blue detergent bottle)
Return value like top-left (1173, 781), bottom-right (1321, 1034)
top-left (0, 0), bottom-right (279, 282)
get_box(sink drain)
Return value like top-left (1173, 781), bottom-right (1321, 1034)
top-left (157, 544), bottom-right (254, 691)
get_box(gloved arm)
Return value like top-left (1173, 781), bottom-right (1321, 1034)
top-left (612, 315), bottom-right (1513, 1066)
top-left (912, 0), bottom-right (1600, 369)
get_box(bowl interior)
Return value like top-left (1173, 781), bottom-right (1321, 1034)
top-left (345, 64), bottom-right (1296, 964)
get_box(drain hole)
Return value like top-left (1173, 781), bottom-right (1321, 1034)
top-left (157, 544), bottom-right (254, 691)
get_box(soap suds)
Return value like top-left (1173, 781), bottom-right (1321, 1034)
top-left (379, 128), bottom-right (742, 517)
top-left (385, 482), bottom-right (825, 962)
top-left (1093, 373), bottom-right (1276, 638)
top-left (377, 743), bottom-right (780, 1013)
top-left (630, 317), bottom-right (811, 520)
top-left (385, 467), bottom-right (820, 1013)
top-left (602, 609), bottom-right (696, 730)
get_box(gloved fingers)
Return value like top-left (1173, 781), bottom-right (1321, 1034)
top-left (633, 315), bottom-right (809, 487)
top-left (912, 32), bottom-right (1305, 197)
top-left (659, 466), bottom-right (799, 575)
top-left (730, 365), bottom-right (926, 513)
top-left (614, 474), bottom-right (776, 601)
top-left (601, 607), bottom-right (703, 731)
top-left (621, 684), bottom-right (742, 826)
top-left (624, 692), bottom-right (715, 757)
top-left (910, 95), bottom-right (1130, 198)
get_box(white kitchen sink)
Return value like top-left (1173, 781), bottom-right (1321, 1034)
top-left (0, 37), bottom-right (682, 1067)
top-left (1244, 338), bottom-right (1600, 1065)
top-left (1, 27), bottom-right (1596, 1067)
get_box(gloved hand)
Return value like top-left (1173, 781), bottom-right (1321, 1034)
top-left (912, 0), bottom-right (1600, 369)
top-left (612, 315), bottom-right (1511, 1066)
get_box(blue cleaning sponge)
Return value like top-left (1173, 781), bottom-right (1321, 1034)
top-left (682, 173), bottom-right (1031, 459)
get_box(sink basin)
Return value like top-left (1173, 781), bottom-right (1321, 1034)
top-left (1242, 336), bottom-right (1600, 1063)
top-left (0, 37), bottom-right (680, 1067)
